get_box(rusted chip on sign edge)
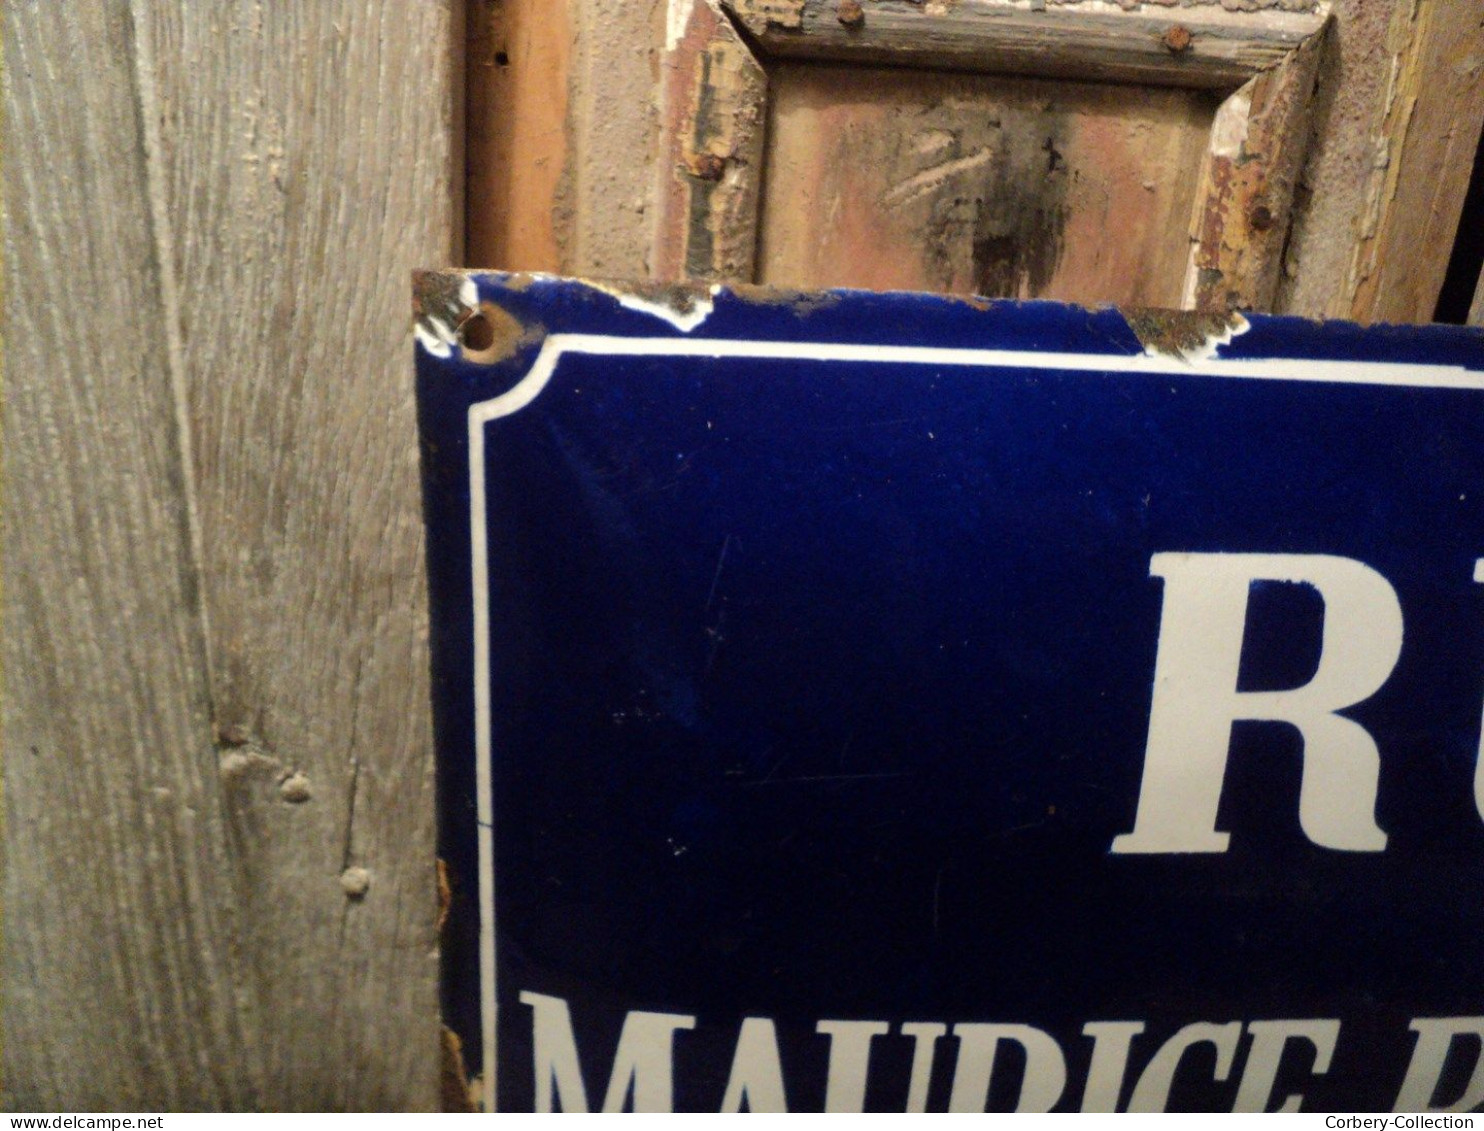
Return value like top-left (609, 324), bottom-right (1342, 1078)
top-left (413, 269), bottom-right (540, 365)
top-left (1124, 306), bottom-right (1252, 362)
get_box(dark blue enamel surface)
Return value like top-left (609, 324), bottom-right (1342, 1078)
top-left (418, 276), bottom-right (1484, 1112)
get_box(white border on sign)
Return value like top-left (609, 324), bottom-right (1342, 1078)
top-left (466, 333), bottom-right (1483, 1112)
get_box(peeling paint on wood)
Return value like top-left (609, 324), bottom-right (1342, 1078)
top-left (653, 0), bottom-right (768, 283)
top-left (1185, 25), bottom-right (1325, 311)
top-left (722, 0), bottom-right (1328, 89)
top-left (733, 0), bottom-right (807, 29)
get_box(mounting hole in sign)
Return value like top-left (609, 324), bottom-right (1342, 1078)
top-left (459, 310), bottom-right (496, 354)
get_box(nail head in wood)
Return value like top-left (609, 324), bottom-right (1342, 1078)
top-left (1162, 25), bottom-right (1193, 54)
top-left (689, 152), bottom-right (728, 182)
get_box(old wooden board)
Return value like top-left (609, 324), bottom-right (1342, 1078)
top-left (756, 63), bottom-right (1219, 308)
top-left (418, 273), bottom-right (1484, 1112)
top-left (3, 4), bottom-right (250, 1106)
top-left (1340, 1), bottom-right (1484, 324)
top-left (721, 0), bottom-right (1326, 89)
top-left (4, 2), bottom-right (457, 1110)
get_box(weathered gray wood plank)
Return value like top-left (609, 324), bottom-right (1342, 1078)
top-left (3, 1), bottom-right (257, 1108)
top-left (137, 1), bottom-right (457, 1109)
top-left (5, 0), bottom-right (457, 1110)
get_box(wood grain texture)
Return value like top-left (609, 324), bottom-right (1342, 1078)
top-left (3, 1), bottom-right (253, 1108)
top-left (1344, 1), bottom-right (1484, 324)
top-left (757, 63), bottom-right (1217, 307)
top-left (141, 1), bottom-right (456, 1108)
top-left (653, 0), bottom-right (767, 283)
top-left (467, 0), bottom-right (665, 278)
top-left (1272, 0), bottom-right (1397, 318)
top-left (5, 0), bottom-right (457, 1109)
top-left (723, 0), bottom-right (1327, 89)
top-left (466, 0), bottom-right (571, 269)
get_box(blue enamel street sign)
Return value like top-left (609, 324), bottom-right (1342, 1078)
top-left (415, 272), bottom-right (1484, 1113)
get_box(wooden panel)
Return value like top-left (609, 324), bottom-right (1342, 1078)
top-left (467, 0), bottom-right (570, 270)
top-left (139, 2), bottom-right (456, 1108)
top-left (1471, 265), bottom-right (1484, 328)
top-left (2, 3), bottom-right (253, 1108)
top-left (1344, 1), bottom-right (1484, 324)
top-left (757, 64), bottom-right (1218, 308)
top-left (5, 0), bottom-right (457, 1110)
top-left (467, 0), bottom-right (665, 278)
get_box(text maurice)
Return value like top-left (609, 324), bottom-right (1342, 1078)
top-left (518, 993), bottom-right (1484, 1113)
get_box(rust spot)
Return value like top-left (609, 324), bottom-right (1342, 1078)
top-left (1124, 308), bottom-right (1245, 358)
top-left (1249, 202), bottom-right (1275, 231)
top-left (459, 301), bottom-right (528, 366)
top-left (837, 0), bottom-right (864, 27)
top-left (686, 151), bottom-right (728, 182)
top-left (1162, 25), bottom-right (1193, 53)
top-left (437, 857), bottom-right (452, 934)
top-left (730, 284), bottom-right (843, 317)
top-left (1192, 157), bottom-right (1236, 311)
top-left (441, 1026), bottom-right (478, 1113)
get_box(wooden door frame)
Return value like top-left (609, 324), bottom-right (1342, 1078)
top-left (654, 0), bottom-right (1331, 312)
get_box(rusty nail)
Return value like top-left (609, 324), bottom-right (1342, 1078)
top-left (1162, 25), bottom-right (1193, 53)
top-left (838, 0), bottom-right (864, 27)
top-left (1249, 203), bottom-right (1275, 231)
top-left (692, 153), bottom-right (726, 182)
